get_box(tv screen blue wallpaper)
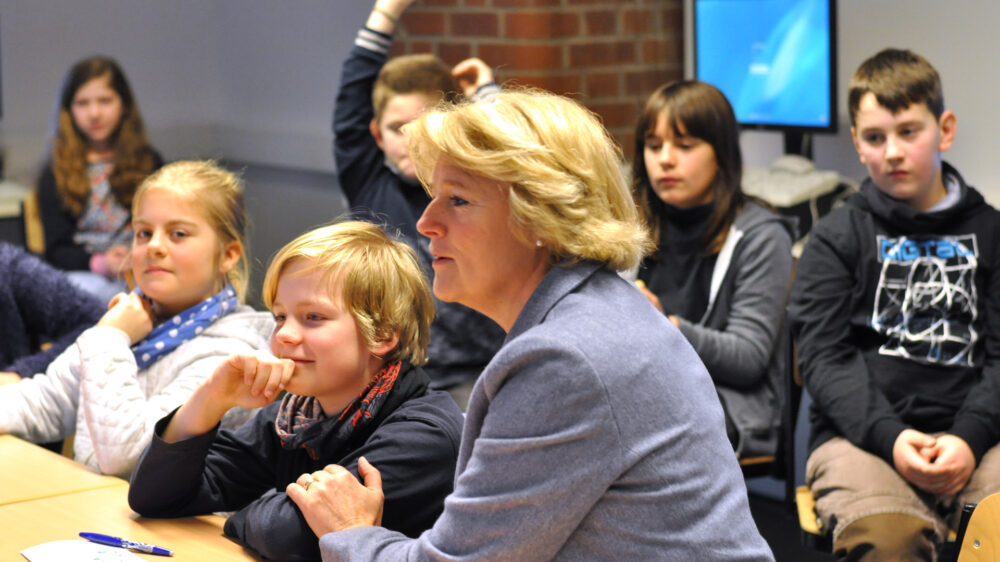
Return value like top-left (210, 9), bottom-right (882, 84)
top-left (696, 0), bottom-right (832, 128)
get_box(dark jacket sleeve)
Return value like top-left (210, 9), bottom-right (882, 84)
top-left (226, 395), bottom-right (462, 561)
top-left (128, 408), bottom-right (279, 518)
top-left (37, 164), bottom-right (90, 270)
top-left (949, 229), bottom-right (1000, 462)
top-left (5, 248), bottom-right (104, 376)
top-left (788, 213), bottom-right (906, 464)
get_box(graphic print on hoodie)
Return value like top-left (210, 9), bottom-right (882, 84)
top-left (872, 233), bottom-right (978, 367)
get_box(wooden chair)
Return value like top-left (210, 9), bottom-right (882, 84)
top-left (796, 484), bottom-right (832, 550)
top-left (954, 491), bottom-right (1000, 562)
top-left (22, 189), bottom-right (45, 255)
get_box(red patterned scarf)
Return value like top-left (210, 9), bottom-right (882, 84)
top-left (275, 361), bottom-right (402, 458)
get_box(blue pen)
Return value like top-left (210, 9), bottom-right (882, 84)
top-left (79, 532), bottom-right (173, 556)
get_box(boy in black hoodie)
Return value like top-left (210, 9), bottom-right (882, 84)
top-left (789, 48), bottom-right (1000, 561)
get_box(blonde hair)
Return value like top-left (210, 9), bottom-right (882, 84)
top-left (372, 54), bottom-right (457, 124)
top-left (407, 89), bottom-right (651, 271)
top-left (133, 161), bottom-right (249, 301)
top-left (261, 221), bottom-right (434, 366)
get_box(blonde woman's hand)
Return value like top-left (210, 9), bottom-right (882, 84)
top-left (97, 292), bottom-right (155, 344)
top-left (452, 58), bottom-right (495, 97)
top-left (287, 457), bottom-right (385, 537)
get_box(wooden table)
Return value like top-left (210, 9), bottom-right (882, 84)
top-left (0, 434), bottom-right (124, 505)
top-left (0, 484), bottom-right (259, 560)
top-left (0, 436), bottom-right (258, 560)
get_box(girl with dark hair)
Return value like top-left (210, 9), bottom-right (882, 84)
top-left (37, 55), bottom-right (163, 304)
top-left (632, 80), bottom-right (795, 458)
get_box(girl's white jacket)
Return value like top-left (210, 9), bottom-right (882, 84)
top-left (0, 306), bottom-right (274, 478)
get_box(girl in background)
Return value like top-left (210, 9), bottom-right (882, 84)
top-left (37, 55), bottom-right (163, 304)
top-left (0, 161), bottom-right (273, 478)
top-left (632, 80), bottom-right (795, 459)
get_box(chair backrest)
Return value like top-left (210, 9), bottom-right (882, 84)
top-left (23, 189), bottom-right (45, 255)
top-left (781, 311), bottom-right (803, 506)
top-left (957, 491), bottom-right (1000, 561)
top-left (739, 307), bottom-right (802, 513)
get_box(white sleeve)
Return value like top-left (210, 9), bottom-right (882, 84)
top-left (77, 324), bottom-right (266, 477)
top-left (0, 342), bottom-right (82, 443)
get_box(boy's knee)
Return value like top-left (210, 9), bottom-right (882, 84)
top-left (833, 513), bottom-right (936, 562)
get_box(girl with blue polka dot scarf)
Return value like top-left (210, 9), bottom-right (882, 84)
top-left (0, 161), bottom-right (275, 478)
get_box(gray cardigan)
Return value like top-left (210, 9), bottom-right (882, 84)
top-left (674, 201), bottom-right (796, 458)
top-left (319, 262), bottom-right (773, 561)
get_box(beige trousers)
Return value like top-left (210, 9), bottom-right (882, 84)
top-left (807, 436), bottom-right (1000, 561)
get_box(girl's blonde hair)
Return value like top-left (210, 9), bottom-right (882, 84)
top-left (261, 221), bottom-right (434, 366)
top-left (133, 161), bottom-right (249, 301)
top-left (406, 89), bottom-right (651, 271)
top-left (50, 55), bottom-right (158, 216)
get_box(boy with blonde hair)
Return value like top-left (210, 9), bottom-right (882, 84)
top-left (129, 221), bottom-right (464, 562)
top-left (333, 0), bottom-right (505, 405)
top-left (789, 48), bottom-right (1000, 560)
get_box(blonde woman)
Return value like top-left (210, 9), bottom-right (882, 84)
top-left (288, 91), bottom-right (774, 561)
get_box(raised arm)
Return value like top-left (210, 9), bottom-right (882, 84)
top-left (367, 0), bottom-right (414, 34)
top-left (332, 1), bottom-right (411, 206)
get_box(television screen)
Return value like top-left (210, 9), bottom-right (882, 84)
top-left (694, 0), bottom-right (836, 133)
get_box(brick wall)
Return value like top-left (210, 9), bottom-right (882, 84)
top-left (390, 0), bottom-right (684, 160)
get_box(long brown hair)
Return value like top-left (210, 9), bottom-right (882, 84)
top-left (632, 80), bottom-right (744, 256)
top-left (49, 56), bottom-right (157, 216)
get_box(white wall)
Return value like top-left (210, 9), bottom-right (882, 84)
top-left (695, 0), bottom-right (1000, 205)
top-left (0, 1), bottom-right (368, 185)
